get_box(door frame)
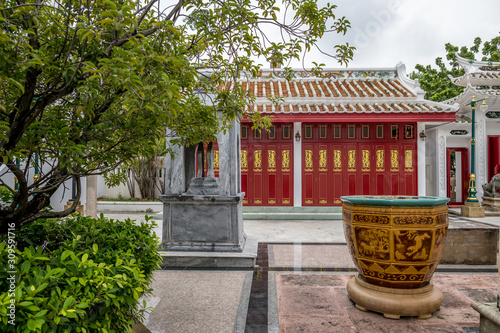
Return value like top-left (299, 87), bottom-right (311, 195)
top-left (446, 147), bottom-right (469, 206)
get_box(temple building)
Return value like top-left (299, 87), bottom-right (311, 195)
top-left (223, 63), bottom-right (459, 207)
top-left (97, 58), bottom-right (500, 211)
top-left (426, 56), bottom-right (500, 206)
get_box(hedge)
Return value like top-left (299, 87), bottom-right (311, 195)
top-left (0, 214), bottom-right (161, 332)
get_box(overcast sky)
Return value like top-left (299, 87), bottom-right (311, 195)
top-left (279, 0), bottom-right (500, 73)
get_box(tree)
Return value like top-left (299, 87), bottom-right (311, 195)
top-left (127, 138), bottom-right (166, 200)
top-left (410, 35), bottom-right (500, 102)
top-left (0, 0), bottom-right (354, 233)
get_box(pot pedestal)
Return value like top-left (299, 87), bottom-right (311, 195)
top-left (347, 275), bottom-right (443, 319)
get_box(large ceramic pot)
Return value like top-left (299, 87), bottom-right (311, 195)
top-left (341, 195), bottom-right (449, 289)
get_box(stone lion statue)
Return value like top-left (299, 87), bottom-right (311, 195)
top-left (483, 174), bottom-right (500, 198)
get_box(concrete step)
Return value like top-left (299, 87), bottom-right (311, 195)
top-left (243, 206), bottom-right (342, 220)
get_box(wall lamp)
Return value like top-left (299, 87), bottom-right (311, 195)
top-left (419, 130), bottom-right (426, 141)
top-left (295, 131), bottom-right (301, 142)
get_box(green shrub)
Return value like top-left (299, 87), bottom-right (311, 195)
top-left (0, 215), bottom-right (161, 332)
top-left (0, 185), bottom-right (13, 205)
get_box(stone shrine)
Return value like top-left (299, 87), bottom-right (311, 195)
top-left (160, 115), bottom-right (247, 253)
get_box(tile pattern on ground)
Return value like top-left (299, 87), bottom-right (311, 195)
top-left (144, 271), bottom-right (251, 333)
top-left (269, 244), bottom-right (355, 269)
top-left (246, 243), bottom-right (270, 333)
top-left (275, 272), bottom-right (497, 333)
top-left (246, 242), bottom-right (497, 333)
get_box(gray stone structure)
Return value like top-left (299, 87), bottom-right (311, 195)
top-left (160, 117), bottom-right (247, 253)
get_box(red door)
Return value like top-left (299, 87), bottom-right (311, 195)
top-left (488, 136), bottom-right (500, 180)
top-left (241, 124), bottom-right (293, 206)
top-left (279, 143), bottom-right (293, 205)
top-left (402, 143), bottom-right (417, 195)
top-left (374, 144), bottom-right (386, 195)
top-left (344, 143), bottom-right (359, 196)
top-left (302, 143), bottom-right (315, 205)
top-left (331, 144), bottom-right (344, 205)
top-left (301, 123), bottom-right (417, 206)
top-left (302, 142), bottom-right (330, 205)
top-left (360, 143), bottom-right (373, 195)
top-left (447, 147), bottom-right (469, 205)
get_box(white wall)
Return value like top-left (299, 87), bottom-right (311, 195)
top-left (417, 122), bottom-right (426, 196)
top-left (425, 128), bottom-right (438, 197)
top-left (293, 122), bottom-right (302, 207)
top-left (0, 160), bottom-right (85, 212)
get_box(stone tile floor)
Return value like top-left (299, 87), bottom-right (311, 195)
top-left (104, 212), bottom-right (499, 333)
top-left (245, 243), bottom-right (498, 333)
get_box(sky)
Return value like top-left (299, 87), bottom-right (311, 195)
top-left (279, 0), bottom-right (500, 73)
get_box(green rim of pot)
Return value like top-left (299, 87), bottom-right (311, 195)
top-left (340, 195), bottom-right (450, 207)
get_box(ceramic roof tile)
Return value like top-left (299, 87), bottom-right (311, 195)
top-left (229, 68), bottom-right (455, 115)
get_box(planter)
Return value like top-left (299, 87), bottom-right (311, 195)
top-left (341, 195), bottom-right (449, 319)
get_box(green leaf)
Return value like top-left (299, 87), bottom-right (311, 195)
top-left (34, 309), bottom-right (48, 317)
top-left (61, 250), bottom-right (72, 261)
top-left (102, 0), bottom-right (117, 10)
top-left (27, 305), bottom-right (40, 312)
top-left (8, 78), bottom-right (24, 94)
top-left (62, 296), bottom-right (74, 310)
top-left (27, 319), bottom-right (36, 330)
top-left (35, 282), bottom-right (49, 293)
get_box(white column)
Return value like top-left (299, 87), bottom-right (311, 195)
top-left (437, 134), bottom-right (447, 198)
top-left (216, 118), bottom-right (240, 196)
top-left (164, 138), bottom-right (185, 195)
top-left (293, 122), bottom-right (302, 207)
top-left (477, 118), bottom-right (487, 200)
top-left (86, 174), bottom-right (97, 217)
top-left (417, 123), bottom-right (426, 196)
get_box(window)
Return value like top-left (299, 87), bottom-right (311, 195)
top-left (404, 124), bottom-right (414, 139)
top-left (347, 124), bottom-right (356, 139)
top-left (268, 125), bottom-right (276, 140)
top-left (390, 125), bottom-right (399, 139)
top-left (282, 125), bottom-right (291, 140)
top-left (241, 125), bottom-right (248, 140)
top-left (319, 125), bottom-right (327, 139)
top-left (304, 125), bottom-right (313, 139)
top-left (376, 124), bottom-right (384, 139)
top-left (253, 129), bottom-right (262, 140)
top-left (333, 124), bottom-right (341, 139)
top-left (362, 125), bottom-right (370, 139)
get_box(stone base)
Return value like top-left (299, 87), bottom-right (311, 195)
top-left (347, 275), bottom-right (443, 319)
top-left (64, 201), bottom-right (84, 215)
top-left (461, 201), bottom-right (485, 218)
top-left (159, 235), bottom-right (258, 269)
top-left (471, 302), bottom-right (500, 332)
top-left (160, 193), bottom-right (245, 252)
top-left (132, 322), bottom-right (151, 333)
top-left (441, 220), bottom-right (498, 265)
top-left (482, 196), bottom-right (500, 212)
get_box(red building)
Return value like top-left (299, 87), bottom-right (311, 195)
top-left (230, 63), bottom-right (457, 207)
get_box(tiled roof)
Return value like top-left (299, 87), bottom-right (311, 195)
top-left (451, 56), bottom-right (500, 87)
top-left (450, 73), bottom-right (500, 87)
top-left (244, 101), bottom-right (449, 113)
top-left (444, 86), bottom-right (500, 117)
top-left (236, 78), bottom-right (416, 99)
top-left (220, 65), bottom-right (457, 115)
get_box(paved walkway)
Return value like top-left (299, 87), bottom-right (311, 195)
top-left (102, 211), bottom-right (500, 333)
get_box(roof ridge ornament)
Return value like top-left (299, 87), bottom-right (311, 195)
top-left (396, 62), bottom-right (425, 99)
